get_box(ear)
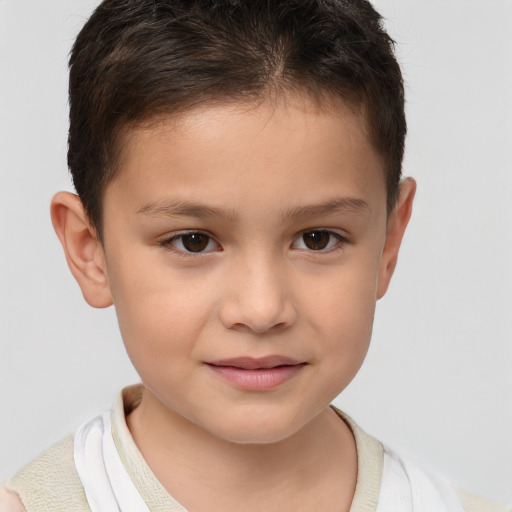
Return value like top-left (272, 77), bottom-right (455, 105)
top-left (376, 178), bottom-right (416, 299)
top-left (50, 191), bottom-right (113, 308)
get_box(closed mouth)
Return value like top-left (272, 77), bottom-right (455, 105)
top-left (206, 355), bottom-right (305, 370)
top-left (205, 356), bottom-right (307, 390)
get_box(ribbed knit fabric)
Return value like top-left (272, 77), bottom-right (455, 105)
top-left (333, 407), bottom-right (383, 512)
top-left (3, 384), bottom-right (509, 512)
top-left (110, 385), bottom-right (187, 511)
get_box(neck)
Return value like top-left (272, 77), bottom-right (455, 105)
top-left (127, 387), bottom-right (357, 512)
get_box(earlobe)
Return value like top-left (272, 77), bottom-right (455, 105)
top-left (50, 191), bottom-right (113, 308)
top-left (376, 178), bottom-right (416, 299)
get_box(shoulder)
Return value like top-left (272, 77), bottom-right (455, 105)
top-left (4, 434), bottom-right (90, 512)
top-left (382, 444), bottom-right (509, 512)
top-left (0, 487), bottom-right (26, 512)
top-left (454, 486), bottom-right (510, 512)
top-left (331, 407), bottom-right (510, 512)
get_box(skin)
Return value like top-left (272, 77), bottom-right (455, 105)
top-left (49, 95), bottom-right (415, 512)
top-left (0, 488), bottom-right (25, 512)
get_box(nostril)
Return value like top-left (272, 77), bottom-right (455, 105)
top-left (228, 321), bottom-right (289, 335)
top-left (230, 323), bottom-right (256, 334)
top-left (271, 322), bottom-right (288, 332)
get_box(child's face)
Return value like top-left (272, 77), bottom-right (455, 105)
top-left (97, 96), bottom-right (403, 444)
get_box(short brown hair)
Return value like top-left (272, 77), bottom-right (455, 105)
top-left (68, 0), bottom-right (406, 238)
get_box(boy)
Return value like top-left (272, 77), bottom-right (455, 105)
top-left (1, 0), bottom-right (508, 511)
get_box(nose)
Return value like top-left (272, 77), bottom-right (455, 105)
top-left (218, 253), bottom-right (297, 334)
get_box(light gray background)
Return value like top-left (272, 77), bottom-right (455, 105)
top-left (1, 0), bottom-right (510, 504)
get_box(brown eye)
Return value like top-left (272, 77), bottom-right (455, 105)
top-left (292, 230), bottom-right (343, 252)
top-left (162, 231), bottom-right (218, 254)
top-left (302, 231), bottom-right (331, 250)
top-left (180, 233), bottom-right (210, 252)
top-left (161, 230), bottom-right (220, 255)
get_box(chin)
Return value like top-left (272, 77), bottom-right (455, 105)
top-left (204, 408), bottom-right (306, 445)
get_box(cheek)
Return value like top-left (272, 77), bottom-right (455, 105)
top-left (302, 259), bottom-right (379, 366)
top-left (309, 261), bottom-right (377, 324)
top-left (106, 253), bottom-right (217, 369)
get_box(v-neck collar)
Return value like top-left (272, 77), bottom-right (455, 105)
top-left (111, 385), bottom-right (383, 512)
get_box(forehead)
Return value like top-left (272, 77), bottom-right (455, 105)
top-left (107, 96), bottom-right (387, 221)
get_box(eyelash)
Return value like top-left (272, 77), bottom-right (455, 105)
top-left (158, 229), bottom-right (347, 256)
top-left (291, 230), bottom-right (346, 253)
top-left (159, 230), bottom-right (221, 256)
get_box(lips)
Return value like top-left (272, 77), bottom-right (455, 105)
top-left (206, 356), bottom-right (306, 391)
top-left (208, 355), bottom-right (303, 370)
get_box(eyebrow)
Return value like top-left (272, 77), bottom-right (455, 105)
top-left (137, 197), bottom-right (369, 221)
top-left (280, 197), bottom-right (370, 222)
top-left (137, 199), bottom-right (237, 221)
